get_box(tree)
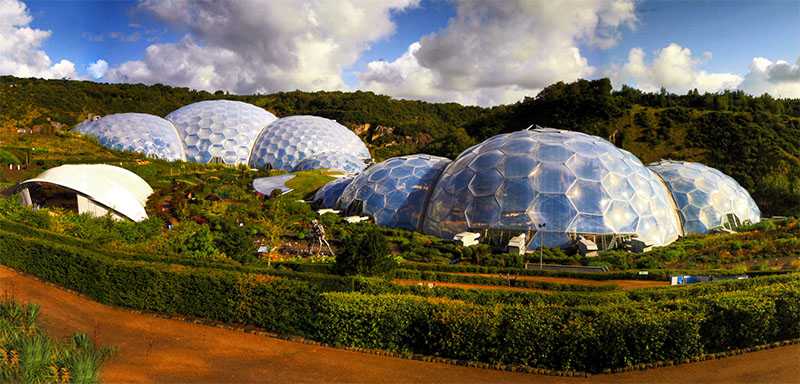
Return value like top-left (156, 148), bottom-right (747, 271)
top-left (335, 227), bottom-right (395, 276)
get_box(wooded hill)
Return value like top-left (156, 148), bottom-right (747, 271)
top-left (2, 75), bottom-right (799, 216)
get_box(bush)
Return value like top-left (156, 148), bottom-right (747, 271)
top-left (2, 226), bottom-right (800, 373)
top-left (214, 224), bottom-right (258, 264)
top-left (700, 292), bottom-right (777, 351)
top-left (167, 221), bottom-right (219, 259)
top-left (336, 228), bottom-right (395, 276)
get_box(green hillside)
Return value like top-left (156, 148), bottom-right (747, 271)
top-left (2, 75), bottom-right (800, 216)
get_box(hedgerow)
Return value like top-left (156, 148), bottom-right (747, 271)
top-left (1, 228), bottom-right (799, 373)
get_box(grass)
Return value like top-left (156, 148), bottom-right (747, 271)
top-left (0, 297), bottom-right (112, 383)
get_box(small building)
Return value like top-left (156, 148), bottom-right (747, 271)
top-left (344, 216), bottom-right (370, 224)
top-left (507, 233), bottom-right (526, 255)
top-left (13, 164), bottom-right (153, 222)
top-left (576, 236), bottom-right (599, 257)
top-left (454, 232), bottom-right (480, 247)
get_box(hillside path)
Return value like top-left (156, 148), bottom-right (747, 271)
top-left (1, 266), bottom-right (798, 383)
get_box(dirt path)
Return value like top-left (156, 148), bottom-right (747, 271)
top-left (2, 266), bottom-right (798, 384)
top-left (393, 278), bottom-right (551, 293)
top-left (452, 272), bottom-right (670, 290)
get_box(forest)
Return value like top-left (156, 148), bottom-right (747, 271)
top-left (2, 75), bottom-right (800, 216)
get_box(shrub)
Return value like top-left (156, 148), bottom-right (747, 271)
top-left (2, 226), bottom-right (800, 374)
top-left (336, 228), bottom-right (395, 276)
top-left (214, 224), bottom-right (258, 264)
top-left (167, 221), bottom-right (219, 259)
top-left (700, 292), bottom-right (778, 351)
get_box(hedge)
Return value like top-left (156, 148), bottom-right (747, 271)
top-left (1, 228), bottom-right (799, 373)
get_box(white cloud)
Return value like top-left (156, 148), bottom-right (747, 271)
top-left (87, 59), bottom-right (109, 79)
top-left (0, 0), bottom-right (77, 79)
top-left (738, 57), bottom-right (800, 98)
top-left (106, 0), bottom-right (418, 94)
top-left (608, 43), bottom-right (743, 93)
top-left (359, 0), bottom-right (636, 106)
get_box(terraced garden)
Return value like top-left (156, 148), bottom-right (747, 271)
top-left (1, 133), bottom-right (799, 377)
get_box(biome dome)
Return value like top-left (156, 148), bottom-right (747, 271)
top-left (249, 115), bottom-right (370, 171)
top-left (74, 113), bottom-right (186, 161)
top-left (313, 176), bottom-right (354, 208)
top-left (166, 100), bottom-right (277, 164)
top-left (338, 154), bottom-right (451, 231)
top-left (293, 151), bottom-right (366, 174)
top-left (648, 160), bottom-right (760, 234)
top-left (423, 128), bottom-right (682, 249)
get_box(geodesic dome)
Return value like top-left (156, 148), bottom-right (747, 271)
top-left (293, 151), bottom-right (366, 174)
top-left (423, 128), bottom-right (682, 249)
top-left (313, 176), bottom-right (354, 208)
top-left (74, 113), bottom-right (186, 161)
top-left (648, 160), bottom-right (760, 234)
top-left (166, 100), bottom-right (277, 164)
top-left (338, 154), bottom-right (451, 231)
top-left (248, 115), bottom-right (370, 171)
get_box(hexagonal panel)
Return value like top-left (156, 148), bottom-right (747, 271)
top-left (166, 100), bottom-right (277, 164)
top-left (249, 115), bottom-right (370, 170)
top-left (312, 176), bottom-right (353, 208)
top-left (337, 154), bottom-right (450, 230)
top-left (649, 160), bottom-right (761, 234)
top-left (294, 152), bottom-right (366, 174)
top-left (73, 113), bottom-right (186, 161)
top-left (423, 128), bottom-right (682, 249)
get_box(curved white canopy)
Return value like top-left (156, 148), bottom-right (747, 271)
top-left (18, 164), bottom-right (153, 222)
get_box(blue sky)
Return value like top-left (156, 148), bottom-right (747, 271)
top-left (4, 0), bottom-right (800, 105)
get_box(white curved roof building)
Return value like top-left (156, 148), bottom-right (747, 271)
top-left (649, 160), bottom-right (760, 233)
top-left (166, 100), bottom-right (277, 165)
top-left (74, 113), bottom-right (186, 161)
top-left (249, 115), bottom-right (371, 171)
top-left (16, 164), bottom-right (153, 222)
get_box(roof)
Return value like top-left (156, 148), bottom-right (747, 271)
top-left (16, 164), bottom-right (153, 222)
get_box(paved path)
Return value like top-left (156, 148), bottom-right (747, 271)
top-left (2, 266), bottom-right (798, 383)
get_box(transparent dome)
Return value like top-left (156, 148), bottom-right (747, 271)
top-left (338, 154), bottom-right (451, 231)
top-left (648, 160), bottom-right (760, 234)
top-left (74, 113), bottom-right (186, 161)
top-left (313, 176), bottom-right (354, 208)
top-left (293, 151), bottom-right (366, 174)
top-left (423, 128), bottom-right (682, 249)
top-left (166, 100), bottom-right (277, 164)
top-left (248, 115), bottom-right (370, 171)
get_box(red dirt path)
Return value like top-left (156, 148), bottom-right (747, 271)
top-left (453, 272), bottom-right (670, 290)
top-left (393, 278), bottom-right (551, 292)
top-left (2, 266), bottom-right (798, 383)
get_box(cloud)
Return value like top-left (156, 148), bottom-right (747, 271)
top-left (607, 43), bottom-right (743, 93)
top-left (106, 0), bottom-right (418, 94)
top-left (87, 59), bottom-right (109, 79)
top-left (359, 0), bottom-right (636, 106)
top-left (0, 0), bottom-right (77, 79)
top-left (738, 57), bottom-right (800, 98)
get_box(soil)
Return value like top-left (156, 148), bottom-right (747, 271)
top-left (2, 265), bottom-right (798, 384)
top-left (393, 278), bottom-right (551, 293)
top-left (452, 272), bottom-right (670, 290)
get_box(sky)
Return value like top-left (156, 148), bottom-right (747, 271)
top-left (2, 0), bottom-right (799, 106)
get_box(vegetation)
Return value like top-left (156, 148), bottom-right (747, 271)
top-left (2, 75), bottom-right (800, 215)
top-left (1, 75), bottom-right (800, 374)
top-left (0, 297), bottom-right (112, 383)
top-left (335, 227), bottom-right (395, 276)
top-left (0, 224), bottom-right (798, 374)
